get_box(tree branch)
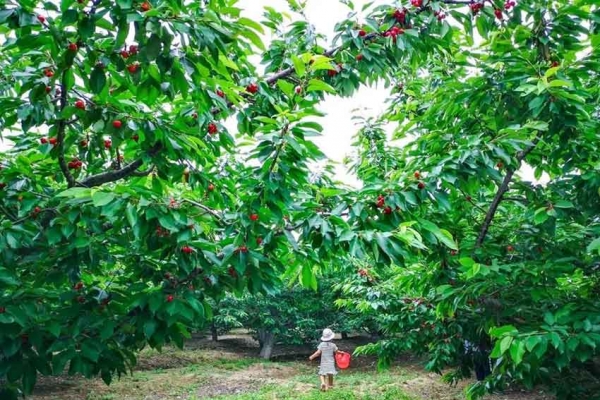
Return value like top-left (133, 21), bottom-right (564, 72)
top-left (69, 0), bottom-right (465, 188)
top-left (268, 124), bottom-right (291, 175)
top-left (182, 199), bottom-right (222, 221)
top-left (57, 71), bottom-right (77, 187)
top-left (475, 136), bottom-right (541, 248)
top-left (77, 144), bottom-right (161, 187)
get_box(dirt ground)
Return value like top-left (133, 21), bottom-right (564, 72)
top-left (29, 333), bottom-right (554, 400)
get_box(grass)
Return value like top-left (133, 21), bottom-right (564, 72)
top-left (33, 346), bottom-right (420, 400)
top-left (31, 338), bottom-right (549, 400)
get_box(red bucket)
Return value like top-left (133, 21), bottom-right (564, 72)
top-left (335, 351), bottom-right (351, 369)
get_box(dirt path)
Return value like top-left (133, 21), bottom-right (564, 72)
top-left (30, 333), bottom-right (554, 400)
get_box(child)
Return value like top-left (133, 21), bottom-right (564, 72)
top-left (309, 328), bottom-right (338, 391)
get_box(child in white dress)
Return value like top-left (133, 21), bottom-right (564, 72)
top-left (309, 328), bottom-right (338, 391)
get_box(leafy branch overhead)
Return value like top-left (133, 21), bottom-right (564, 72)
top-left (1, 0), bottom-right (600, 399)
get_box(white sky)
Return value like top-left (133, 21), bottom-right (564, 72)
top-left (0, 0), bottom-right (541, 185)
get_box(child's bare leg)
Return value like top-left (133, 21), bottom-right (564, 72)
top-left (320, 375), bottom-right (327, 391)
top-left (328, 374), bottom-right (334, 388)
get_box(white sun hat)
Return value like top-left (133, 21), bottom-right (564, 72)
top-left (321, 328), bottom-right (335, 342)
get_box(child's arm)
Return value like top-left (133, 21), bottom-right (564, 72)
top-left (308, 350), bottom-right (322, 361)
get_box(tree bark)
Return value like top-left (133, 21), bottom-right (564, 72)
top-left (475, 136), bottom-right (540, 248)
top-left (258, 330), bottom-right (276, 359)
top-left (211, 322), bottom-right (218, 342)
top-left (341, 332), bottom-right (349, 340)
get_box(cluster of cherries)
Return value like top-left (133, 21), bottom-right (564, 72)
top-left (67, 158), bottom-right (83, 170)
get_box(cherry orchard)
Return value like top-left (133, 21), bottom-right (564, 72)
top-left (0, 0), bottom-right (579, 398)
top-left (335, 1), bottom-right (600, 399)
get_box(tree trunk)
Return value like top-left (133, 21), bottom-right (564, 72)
top-left (211, 322), bottom-right (218, 342)
top-left (342, 332), bottom-right (349, 340)
top-left (258, 330), bottom-right (275, 359)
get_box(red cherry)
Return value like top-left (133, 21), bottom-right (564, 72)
top-left (77, 296), bottom-right (86, 304)
top-left (37, 15), bottom-right (45, 23)
top-left (192, 112), bottom-right (198, 119)
top-left (45, 86), bottom-right (52, 93)
top-left (256, 237), bottom-right (263, 245)
top-left (239, 245), bottom-right (248, 253)
top-left (208, 183), bottom-right (215, 191)
top-left (228, 267), bottom-right (238, 277)
top-left (358, 29), bottom-right (366, 37)
top-left (166, 294), bottom-right (174, 303)
top-left (112, 120), bottom-right (122, 129)
top-left (496, 162), bottom-right (504, 169)
top-left (250, 213), bottom-right (259, 221)
top-left (383, 206), bottom-right (392, 215)
top-left (327, 68), bottom-right (338, 77)
top-left (465, 195), bottom-right (472, 202)
top-left (132, 134), bottom-right (139, 142)
top-left (141, 1), bottom-right (151, 11)
top-left (417, 182), bottom-right (425, 189)
top-left (0, 183), bottom-right (6, 189)
top-left (33, 206), bottom-right (42, 214)
top-left (68, 42), bottom-right (78, 52)
top-left (551, 60), bottom-right (559, 67)
top-left (216, 89), bottom-right (225, 98)
top-left (43, 68), bottom-right (54, 78)
top-left (104, 139), bottom-right (112, 149)
top-left (376, 198), bottom-right (385, 208)
top-left (129, 44), bottom-right (138, 55)
top-left (75, 99), bottom-right (85, 110)
top-left (127, 63), bottom-right (139, 74)
top-left (181, 246), bottom-right (193, 254)
top-left (450, 250), bottom-right (458, 256)
top-left (207, 123), bottom-right (218, 135)
top-left (80, 139), bottom-right (88, 147)
top-left (40, 137), bottom-right (48, 144)
top-left (0, 307), bottom-right (5, 314)
top-left (74, 282), bottom-right (84, 290)
top-left (507, 245), bottom-right (515, 252)
top-left (356, 54), bottom-right (364, 61)
top-left (294, 86), bottom-right (302, 94)
top-left (120, 50), bottom-right (130, 58)
top-left (410, 0), bottom-right (422, 7)
top-left (393, 9), bottom-right (406, 23)
top-left (246, 83), bottom-right (259, 94)
top-left (414, 171), bottom-right (421, 179)
top-left (49, 137), bottom-right (57, 146)
top-left (494, 8), bottom-right (503, 19)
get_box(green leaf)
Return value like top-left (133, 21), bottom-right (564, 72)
top-left (81, 341), bottom-right (101, 362)
top-left (300, 264), bottom-right (317, 290)
top-left (125, 203), bottom-right (138, 229)
top-left (307, 79), bottom-right (336, 94)
top-left (100, 321), bottom-right (116, 340)
top-left (510, 340), bottom-right (526, 365)
top-left (544, 312), bottom-right (555, 326)
top-left (291, 55), bottom-right (305, 78)
top-left (525, 335), bottom-right (542, 352)
top-left (89, 67), bottom-right (106, 94)
top-left (554, 200), bottom-right (574, 208)
top-left (91, 191), bottom-right (115, 207)
top-left (592, 239), bottom-right (600, 256)
top-left (22, 362), bottom-right (37, 395)
top-left (145, 34), bottom-right (162, 61)
top-left (490, 325), bottom-right (518, 338)
top-left (549, 332), bottom-right (562, 349)
top-left (78, 17), bottom-right (95, 40)
top-left (144, 320), bottom-right (157, 339)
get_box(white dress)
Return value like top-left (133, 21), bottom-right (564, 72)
top-left (318, 341), bottom-right (338, 375)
